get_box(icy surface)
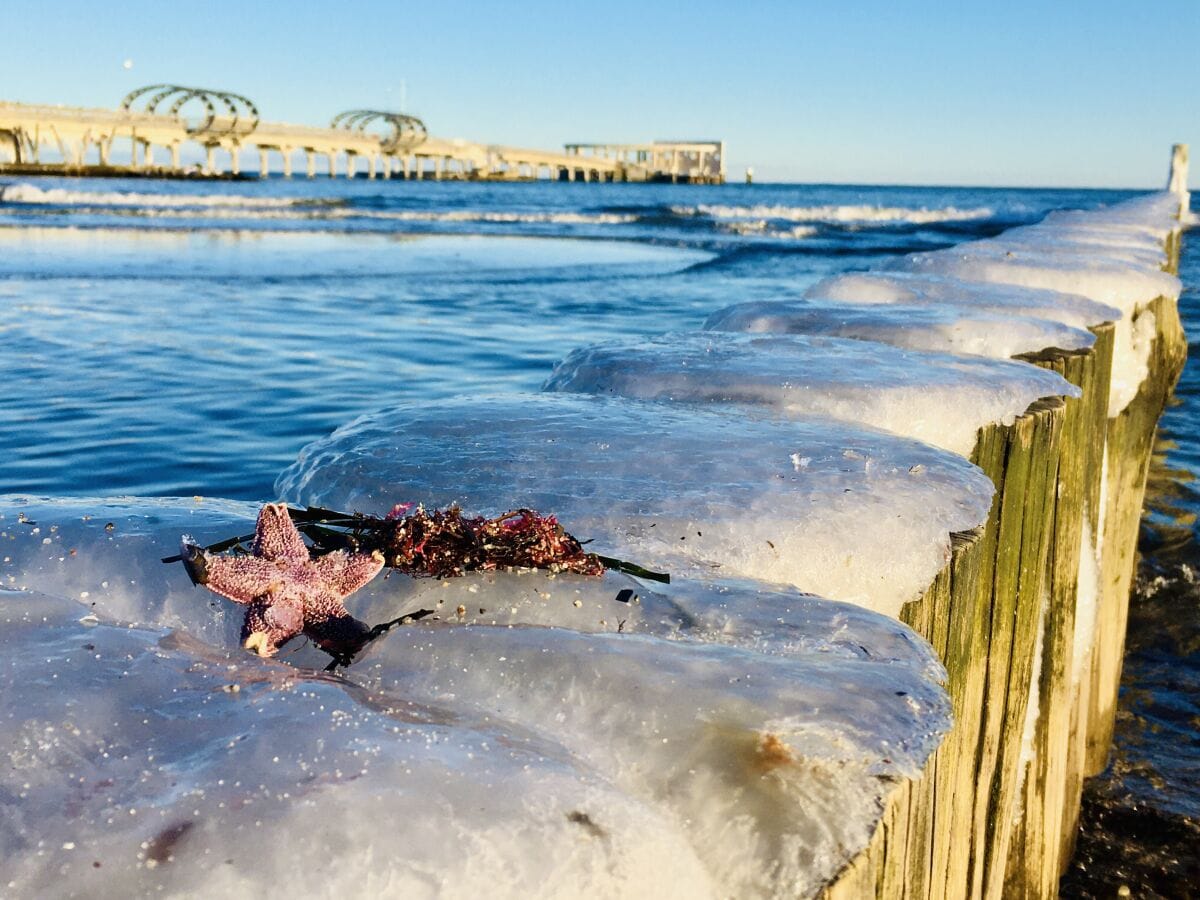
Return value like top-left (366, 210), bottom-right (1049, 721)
top-left (544, 332), bottom-right (1077, 456)
top-left (804, 271), bottom-right (1121, 331)
top-left (276, 394), bottom-right (994, 617)
top-left (705, 298), bottom-right (1095, 359)
top-left (0, 496), bottom-right (951, 899)
top-left (790, 193), bottom-right (1184, 416)
top-left (894, 242), bottom-right (1179, 318)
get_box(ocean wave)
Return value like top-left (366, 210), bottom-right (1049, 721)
top-left (675, 203), bottom-right (995, 225)
top-left (0, 186), bottom-right (637, 225)
top-left (0, 182), bottom-right (327, 208)
top-left (356, 209), bottom-right (637, 225)
top-left (717, 220), bottom-right (819, 239)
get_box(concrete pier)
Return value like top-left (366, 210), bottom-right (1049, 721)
top-left (0, 88), bottom-right (726, 183)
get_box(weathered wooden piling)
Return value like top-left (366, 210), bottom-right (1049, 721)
top-left (823, 164), bottom-right (1189, 898)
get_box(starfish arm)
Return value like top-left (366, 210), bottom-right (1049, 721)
top-left (305, 613), bottom-right (373, 654)
top-left (242, 598), bottom-right (305, 656)
top-left (183, 547), bottom-right (282, 605)
top-left (251, 503), bottom-right (310, 564)
top-left (265, 600), bottom-right (304, 637)
top-left (313, 549), bottom-right (385, 597)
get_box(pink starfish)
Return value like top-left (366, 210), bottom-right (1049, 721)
top-left (180, 503), bottom-right (384, 657)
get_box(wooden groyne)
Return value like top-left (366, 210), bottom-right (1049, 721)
top-left (823, 155), bottom-right (1190, 899)
top-left (0, 153), bottom-right (1186, 897)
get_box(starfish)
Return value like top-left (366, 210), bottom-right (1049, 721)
top-left (180, 503), bottom-right (384, 657)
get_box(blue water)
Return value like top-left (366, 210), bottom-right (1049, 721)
top-left (0, 176), bottom-right (1135, 500)
top-left (0, 174), bottom-right (1193, 891)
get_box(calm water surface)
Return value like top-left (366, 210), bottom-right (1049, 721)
top-left (0, 174), bottom-right (1194, 893)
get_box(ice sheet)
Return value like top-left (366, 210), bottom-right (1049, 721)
top-left (275, 394), bottom-right (994, 617)
top-left (705, 299), bottom-right (1095, 359)
top-left (0, 496), bottom-right (951, 899)
top-left (886, 194), bottom-right (1181, 415)
top-left (544, 332), bottom-right (1077, 456)
top-left (894, 245), bottom-right (1179, 317)
top-left (804, 271), bottom-right (1121, 330)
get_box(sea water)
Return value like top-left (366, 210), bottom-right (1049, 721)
top-left (0, 175), bottom-right (1194, 894)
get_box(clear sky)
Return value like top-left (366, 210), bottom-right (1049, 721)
top-left (6, 0), bottom-right (1197, 187)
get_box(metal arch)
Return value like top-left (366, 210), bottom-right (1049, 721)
top-left (119, 84), bottom-right (260, 139)
top-left (166, 89), bottom-right (217, 135)
top-left (330, 110), bottom-right (427, 154)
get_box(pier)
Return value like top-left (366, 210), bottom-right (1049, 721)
top-left (0, 86), bottom-right (725, 183)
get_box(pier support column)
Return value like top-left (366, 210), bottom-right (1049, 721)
top-left (98, 139), bottom-right (110, 166)
top-left (142, 142), bottom-right (154, 168)
top-left (434, 157), bottom-right (444, 180)
top-left (306, 151), bottom-right (316, 179)
top-left (229, 145), bottom-right (240, 176)
top-left (170, 142), bottom-right (180, 171)
top-left (382, 155), bottom-right (392, 180)
top-left (282, 148), bottom-right (293, 178)
top-left (403, 156), bottom-right (411, 180)
top-left (346, 153), bottom-right (356, 179)
top-left (327, 152), bottom-right (336, 178)
top-left (204, 144), bottom-right (216, 174)
top-left (367, 155), bottom-right (377, 179)
top-left (567, 168), bottom-right (575, 182)
top-left (259, 148), bottom-right (270, 177)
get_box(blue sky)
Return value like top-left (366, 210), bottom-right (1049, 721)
top-left (6, 0), bottom-right (1197, 187)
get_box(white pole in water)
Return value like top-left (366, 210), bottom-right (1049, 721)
top-left (1167, 143), bottom-right (1189, 216)
top-left (745, 166), bottom-right (754, 185)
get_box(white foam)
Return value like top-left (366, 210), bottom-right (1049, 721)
top-left (0, 182), bottom-right (309, 208)
top-left (705, 299), bottom-right (1095, 359)
top-left (276, 393), bottom-right (994, 618)
top-left (675, 203), bottom-right (994, 226)
top-left (717, 220), bottom-right (819, 239)
top-left (0, 183), bottom-right (638, 226)
top-left (0, 497), bottom-right (951, 899)
top-left (545, 332), bottom-right (1078, 457)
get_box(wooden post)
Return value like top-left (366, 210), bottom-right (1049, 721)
top-left (822, 166), bottom-right (1188, 898)
top-left (1171, 142), bottom-right (1190, 200)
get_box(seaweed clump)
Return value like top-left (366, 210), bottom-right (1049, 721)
top-left (364, 504), bottom-right (606, 579)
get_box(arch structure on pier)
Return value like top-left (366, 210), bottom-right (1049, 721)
top-left (330, 110), bottom-right (427, 154)
top-left (120, 85), bottom-right (260, 139)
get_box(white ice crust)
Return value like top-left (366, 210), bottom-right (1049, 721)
top-left (705, 298), bottom-right (1096, 359)
top-left (545, 332), bottom-right (1078, 456)
top-left (276, 393), bottom-right (994, 617)
top-left (713, 192), bottom-right (1182, 417)
top-left (804, 271), bottom-right (1121, 330)
top-left (888, 193), bottom-right (1183, 414)
top-left (0, 497), bottom-right (950, 899)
